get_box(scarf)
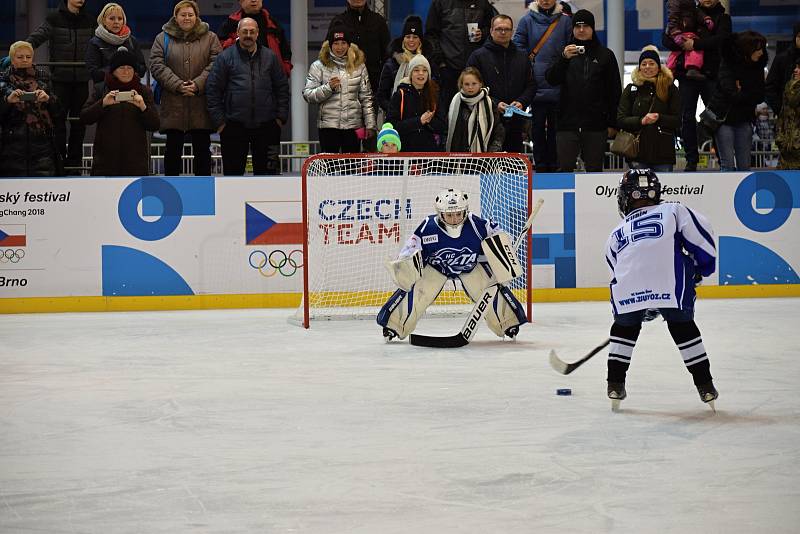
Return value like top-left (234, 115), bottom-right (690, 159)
top-left (8, 67), bottom-right (53, 134)
top-left (95, 24), bottom-right (132, 46)
top-left (104, 71), bottom-right (142, 92)
top-left (446, 87), bottom-right (493, 152)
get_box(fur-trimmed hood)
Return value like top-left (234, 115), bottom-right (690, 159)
top-left (631, 64), bottom-right (674, 86)
top-left (527, 2), bottom-right (566, 16)
top-left (162, 17), bottom-right (210, 42)
top-left (319, 40), bottom-right (365, 72)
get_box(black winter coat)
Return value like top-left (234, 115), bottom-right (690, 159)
top-left (661, 1), bottom-right (731, 80)
top-left (708, 37), bottom-right (769, 126)
top-left (328, 5), bottom-right (390, 94)
top-left (425, 0), bottom-right (497, 71)
top-left (385, 82), bottom-right (447, 152)
top-left (0, 67), bottom-right (63, 176)
top-left (765, 46), bottom-right (800, 115)
top-left (545, 38), bottom-right (622, 131)
top-left (26, 1), bottom-right (96, 83)
top-left (86, 34), bottom-right (147, 83)
top-left (206, 43), bottom-right (290, 130)
top-left (466, 39), bottom-right (536, 107)
top-left (617, 69), bottom-right (681, 166)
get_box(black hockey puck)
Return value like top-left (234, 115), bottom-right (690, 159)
top-left (556, 388), bottom-right (572, 396)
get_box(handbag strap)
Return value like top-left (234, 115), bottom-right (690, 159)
top-left (528, 16), bottom-right (561, 61)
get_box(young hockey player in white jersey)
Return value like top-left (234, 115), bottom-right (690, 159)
top-left (605, 168), bottom-right (718, 410)
top-left (377, 188), bottom-right (528, 341)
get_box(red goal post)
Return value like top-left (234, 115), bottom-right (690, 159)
top-left (295, 152), bottom-right (535, 328)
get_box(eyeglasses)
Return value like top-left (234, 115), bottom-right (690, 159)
top-left (492, 27), bottom-right (513, 34)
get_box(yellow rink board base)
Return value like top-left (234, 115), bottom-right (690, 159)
top-left (1, 284), bottom-right (798, 314)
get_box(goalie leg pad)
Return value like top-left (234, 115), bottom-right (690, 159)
top-left (481, 232), bottom-right (523, 284)
top-left (459, 267), bottom-right (527, 338)
top-left (377, 265), bottom-right (447, 339)
top-left (385, 250), bottom-right (424, 292)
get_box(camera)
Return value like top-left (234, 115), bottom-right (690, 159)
top-left (20, 91), bottom-right (37, 102)
top-left (115, 90), bottom-right (134, 102)
top-left (575, 45), bottom-right (586, 54)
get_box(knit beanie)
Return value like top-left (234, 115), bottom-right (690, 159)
top-left (377, 123), bottom-right (401, 151)
top-left (327, 24), bottom-right (352, 45)
top-left (109, 47), bottom-right (137, 71)
top-left (572, 9), bottom-right (595, 30)
top-left (407, 54), bottom-right (431, 75)
top-left (402, 15), bottom-right (424, 38)
top-left (639, 46), bottom-right (661, 67)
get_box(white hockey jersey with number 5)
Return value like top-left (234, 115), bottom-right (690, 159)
top-left (605, 201), bottom-right (716, 315)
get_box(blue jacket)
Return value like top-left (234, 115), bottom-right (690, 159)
top-left (512, 3), bottom-right (572, 104)
top-left (206, 42), bottom-right (289, 129)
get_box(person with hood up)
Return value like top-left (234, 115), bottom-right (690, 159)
top-left (150, 0), bottom-right (221, 176)
top-left (304, 26), bottom-right (376, 154)
top-left (545, 9), bottom-right (622, 172)
top-left (616, 46), bottom-right (681, 172)
top-left (385, 54), bottom-right (447, 152)
top-left (706, 30), bottom-right (768, 172)
top-left (80, 47), bottom-right (160, 176)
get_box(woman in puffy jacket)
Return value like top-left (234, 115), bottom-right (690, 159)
top-left (0, 41), bottom-right (63, 176)
top-left (149, 0), bottom-right (220, 176)
top-left (616, 46), bottom-right (680, 172)
top-left (86, 3), bottom-right (146, 83)
top-left (303, 26), bottom-right (376, 153)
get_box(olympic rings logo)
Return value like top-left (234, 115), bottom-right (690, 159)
top-left (248, 249), bottom-right (303, 277)
top-left (0, 249), bottom-right (25, 263)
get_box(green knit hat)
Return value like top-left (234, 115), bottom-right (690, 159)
top-left (377, 123), bottom-right (401, 151)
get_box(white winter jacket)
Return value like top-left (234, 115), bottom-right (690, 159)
top-left (303, 41), bottom-right (376, 131)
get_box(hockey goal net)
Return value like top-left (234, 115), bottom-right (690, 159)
top-left (295, 153), bottom-right (534, 328)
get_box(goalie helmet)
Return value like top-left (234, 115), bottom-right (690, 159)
top-left (435, 188), bottom-right (469, 234)
top-left (617, 168), bottom-right (661, 217)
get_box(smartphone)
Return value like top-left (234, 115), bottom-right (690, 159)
top-left (20, 91), bottom-right (37, 102)
top-left (115, 90), bottom-right (134, 102)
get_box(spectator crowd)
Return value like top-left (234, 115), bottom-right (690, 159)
top-left (1, 0), bottom-right (799, 176)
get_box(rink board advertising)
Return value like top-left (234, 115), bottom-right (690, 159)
top-left (0, 171), bottom-right (798, 311)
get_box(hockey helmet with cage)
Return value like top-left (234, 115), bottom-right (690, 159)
top-left (435, 188), bottom-right (469, 232)
top-left (617, 168), bottom-right (661, 217)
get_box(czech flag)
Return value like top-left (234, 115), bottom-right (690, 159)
top-left (246, 201), bottom-right (303, 245)
top-left (0, 225), bottom-right (26, 247)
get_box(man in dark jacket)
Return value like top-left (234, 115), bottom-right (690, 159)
top-left (25, 0), bottom-right (95, 172)
top-left (467, 14), bottom-right (536, 152)
top-left (765, 22), bottom-right (800, 116)
top-left (661, 0), bottom-right (731, 171)
top-left (206, 18), bottom-right (289, 176)
top-left (328, 0), bottom-right (390, 98)
top-left (426, 0), bottom-right (497, 106)
top-left (545, 9), bottom-right (622, 172)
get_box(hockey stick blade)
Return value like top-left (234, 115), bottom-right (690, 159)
top-left (549, 338), bottom-right (611, 375)
top-left (408, 332), bottom-right (468, 348)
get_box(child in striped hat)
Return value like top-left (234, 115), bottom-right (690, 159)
top-left (377, 122), bottom-right (401, 153)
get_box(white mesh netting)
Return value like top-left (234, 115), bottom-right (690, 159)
top-left (295, 153), bottom-right (533, 326)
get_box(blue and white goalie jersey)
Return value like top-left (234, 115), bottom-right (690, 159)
top-left (398, 213), bottom-right (502, 278)
top-left (606, 202), bottom-right (716, 315)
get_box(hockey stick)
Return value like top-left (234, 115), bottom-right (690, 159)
top-left (409, 198), bottom-right (544, 348)
top-left (548, 338), bottom-right (611, 375)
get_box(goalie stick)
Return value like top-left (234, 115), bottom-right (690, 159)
top-left (409, 198), bottom-right (545, 348)
top-left (548, 338), bottom-right (611, 375)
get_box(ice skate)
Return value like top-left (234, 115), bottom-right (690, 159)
top-left (697, 381), bottom-right (718, 412)
top-left (608, 382), bottom-right (627, 412)
top-left (382, 327), bottom-right (398, 343)
top-left (504, 325), bottom-right (519, 340)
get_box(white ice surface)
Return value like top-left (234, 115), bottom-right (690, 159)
top-left (1, 298), bottom-right (799, 533)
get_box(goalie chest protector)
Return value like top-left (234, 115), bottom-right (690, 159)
top-left (415, 213), bottom-right (498, 278)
